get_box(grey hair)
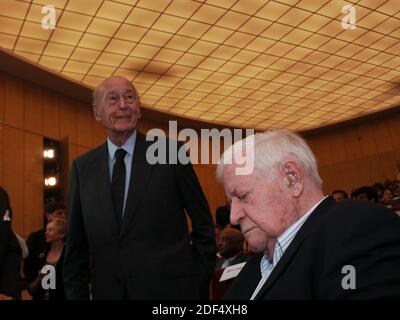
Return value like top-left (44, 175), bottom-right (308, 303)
top-left (92, 84), bottom-right (106, 107)
top-left (216, 129), bottom-right (322, 187)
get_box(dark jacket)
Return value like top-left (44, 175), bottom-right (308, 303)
top-left (225, 197), bottom-right (400, 299)
top-left (64, 132), bottom-right (216, 299)
top-left (0, 221), bottom-right (21, 299)
top-left (24, 229), bottom-right (47, 285)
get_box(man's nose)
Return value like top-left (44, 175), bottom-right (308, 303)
top-left (230, 198), bottom-right (242, 225)
top-left (118, 97), bottom-right (127, 109)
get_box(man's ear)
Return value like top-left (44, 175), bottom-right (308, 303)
top-left (93, 105), bottom-right (101, 121)
top-left (279, 160), bottom-right (304, 197)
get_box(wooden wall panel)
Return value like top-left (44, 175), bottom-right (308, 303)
top-left (351, 158), bottom-right (372, 189)
top-left (307, 134), bottom-right (333, 166)
top-left (23, 83), bottom-right (42, 134)
top-left (387, 114), bottom-right (400, 149)
top-left (59, 98), bottom-right (76, 143)
top-left (376, 152), bottom-right (398, 181)
top-left (193, 165), bottom-right (208, 195)
top-left (42, 91), bottom-right (60, 139)
top-left (342, 127), bottom-right (363, 160)
top-left (320, 150), bottom-right (400, 195)
top-left (308, 110), bottom-right (400, 194)
top-left (0, 72), bottom-right (4, 121)
top-left (372, 118), bottom-right (394, 154)
top-left (70, 143), bottom-right (90, 161)
top-left (324, 132), bottom-right (346, 163)
top-left (4, 75), bottom-right (24, 129)
top-left (3, 126), bottom-right (24, 235)
top-left (357, 123), bottom-right (378, 157)
top-left (193, 164), bottom-right (226, 222)
top-left (320, 161), bottom-right (355, 195)
top-left (205, 165), bottom-right (226, 218)
top-left (91, 115), bottom-right (106, 148)
top-left (23, 132), bottom-right (43, 238)
top-left (76, 101), bottom-right (92, 147)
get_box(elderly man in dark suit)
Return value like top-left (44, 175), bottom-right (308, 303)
top-left (63, 76), bottom-right (215, 300)
top-left (217, 129), bottom-right (400, 299)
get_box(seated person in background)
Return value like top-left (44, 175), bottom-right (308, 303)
top-left (24, 201), bottom-right (66, 289)
top-left (28, 218), bottom-right (67, 300)
top-left (216, 227), bottom-right (248, 269)
top-left (381, 188), bottom-right (394, 207)
top-left (331, 190), bottom-right (348, 202)
top-left (0, 187), bottom-right (22, 300)
top-left (212, 227), bottom-right (248, 300)
top-left (372, 183), bottom-right (385, 201)
top-left (351, 186), bottom-right (379, 203)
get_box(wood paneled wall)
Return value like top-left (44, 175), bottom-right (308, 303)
top-left (1, 70), bottom-right (399, 238)
top-left (306, 112), bottom-right (400, 195)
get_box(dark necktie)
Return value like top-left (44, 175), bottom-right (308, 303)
top-left (111, 148), bottom-right (127, 229)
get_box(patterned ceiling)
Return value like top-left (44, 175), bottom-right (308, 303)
top-left (0, 0), bottom-right (399, 130)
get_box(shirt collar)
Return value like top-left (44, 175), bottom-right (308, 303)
top-left (277, 195), bottom-right (328, 252)
top-left (262, 195), bottom-right (328, 272)
top-left (107, 130), bottom-right (137, 160)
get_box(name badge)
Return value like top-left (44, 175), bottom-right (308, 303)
top-left (219, 262), bottom-right (246, 282)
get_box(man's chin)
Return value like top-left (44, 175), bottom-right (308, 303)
top-left (113, 127), bottom-right (136, 134)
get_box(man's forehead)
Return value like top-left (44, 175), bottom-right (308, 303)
top-left (102, 77), bottom-right (135, 91)
top-left (224, 164), bottom-right (253, 180)
top-left (104, 83), bottom-right (135, 92)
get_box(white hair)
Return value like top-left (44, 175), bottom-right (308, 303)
top-left (216, 129), bottom-right (322, 187)
top-left (92, 84), bottom-right (106, 107)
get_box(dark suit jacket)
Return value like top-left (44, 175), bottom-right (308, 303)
top-left (24, 229), bottom-right (47, 285)
top-left (225, 197), bottom-right (400, 299)
top-left (215, 253), bottom-right (248, 269)
top-left (0, 221), bottom-right (21, 299)
top-left (64, 132), bottom-right (216, 300)
top-left (215, 205), bottom-right (230, 228)
top-left (30, 247), bottom-right (66, 300)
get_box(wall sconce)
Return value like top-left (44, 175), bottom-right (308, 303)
top-left (44, 148), bottom-right (55, 159)
top-left (44, 176), bottom-right (57, 187)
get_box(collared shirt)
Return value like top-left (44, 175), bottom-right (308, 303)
top-left (107, 131), bottom-right (137, 216)
top-left (250, 196), bottom-right (328, 299)
top-left (221, 253), bottom-right (241, 269)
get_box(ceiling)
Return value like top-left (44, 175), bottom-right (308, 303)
top-left (0, 0), bottom-right (399, 131)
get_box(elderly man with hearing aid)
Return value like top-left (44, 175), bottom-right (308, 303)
top-left (217, 129), bottom-right (400, 300)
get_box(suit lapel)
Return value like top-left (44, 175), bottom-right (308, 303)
top-left (95, 143), bottom-right (120, 240)
top-left (226, 254), bottom-right (263, 299)
top-left (120, 132), bottom-right (154, 237)
top-left (254, 197), bottom-right (336, 299)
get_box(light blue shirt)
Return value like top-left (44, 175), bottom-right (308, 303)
top-left (107, 131), bottom-right (137, 216)
top-left (251, 196), bottom-right (328, 299)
